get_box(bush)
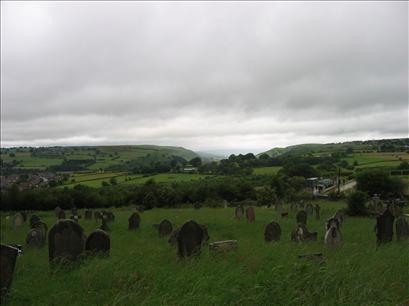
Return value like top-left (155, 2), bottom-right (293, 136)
top-left (347, 191), bottom-right (367, 216)
top-left (356, 169), bottom-right (405, 197)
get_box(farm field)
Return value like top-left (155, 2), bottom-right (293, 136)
top-left (343, 152), bottom-right (409, 169)
top-left (253, 166), bottom-right (282, 175)
top-left (1, 201), bottom-right (408, 306)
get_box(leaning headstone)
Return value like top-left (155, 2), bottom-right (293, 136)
top-left (85, 210), bottom-right (93, 220)
top-left (177, 220), bottom-right (204, 257)
top-left (158, 219), bottom-right (173, 237)
top-left (128, 212), bottom-right (141, 230)
top-left (235, 206), bottom-right (244, 219)
top-left (29, 215), bottom-right (41, 227)
top-left (26, 228), bottom-right (46, 248)
top-left (305, 204), bottom-right (314, 215)
top-left (264, 221), bottom-right (281, 242)
top-left (314, 204), bottom-right (321, 220)
top-left (246, 207), bottom-right (255, 223)
top-left (395, 217), bottom-right (409, 241)
top-left (296, 210), bottom-right (307, 225)
top-left (48, 219), bottom-right (85, 265)
top-left (375, 209), bottom-right (394, 245)
top-left (209, 240), bottom-right (237, 252)
top-left (85, 229), bottom-right (110, 255)
top-left (0, 244), bottom-right (19, 297)
top-left (12, 213), bottom-right (24, 230)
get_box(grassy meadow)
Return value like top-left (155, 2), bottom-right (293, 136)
top-left (1, 200), bottom-right (408, 306)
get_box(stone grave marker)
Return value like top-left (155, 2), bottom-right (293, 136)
top-left (305, 204), bottom-right (314, 215)
top-left (314, 204), bottom-right (321, 220)
top-left (1, 244), bottom-right (19, 297)
top-left (158, 219), bottom-right (173, 237)
top-left (100, 219), bottom-right (110, 232)
top-left (209, 240), bottom-right (237, 252)
top-left (324, 217), bottom-right (342, 247)
top-left (48, 219), bottom-right (85, 265)
top-left (375, 209), bottom-right (394, 245)
top-left (85, 210), bottom-right (93, 220)
top-left (26, 228), bottom-right (46, 248)
top-left (235, 206), bottom-right (244, 219)
top-left (296, 210), bottom-right (307, 225)
top-left (395, 217), bottom-right (409, 241)
top-left (54, 206), bottom-right (63, 218)
top-left (291, 223), bottom-right (317, 242)
top-left (85, 229), bottom-right (110, 255)
top-left (177, 220), bottom-right (205, 257)
top-left (29, 215), bottom-right (41, 227)
top-left (246, 207), bottom-right (255, 223)
top-left (12, 213), bottom-right (24, 230)
top-left (264, 221), bottom-right (281, 242)
top-left (128, 212), bottom-right (141, 230)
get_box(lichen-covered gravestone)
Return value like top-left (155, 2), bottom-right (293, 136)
top-left (128, 212), bottom-right (141, 230)
top-left (264, 221), bottom-right (281, 242)
top-left (48, 219), bottom-right (85, 265)
top-left (246, 207), bottom-right (255, 223)
top-left (26, 228), bottom-right (46, 248)
top-left (296, 210), bottom-right (307, 225)
top-left (375, 209), bottom-right (395, 245)
top-left (85, 229), bottom-right (110, 255)
top-left (235, 206), bottom-right (244, 219)
top-left (395, 217), bottom-right (409, 241)
top-left (158, 219), bottom-right (173, 237)
top-left (177, 220), bottom-right (205, 257)
top-left (12, 213), bottom-right (24, 230)
top-left (1, 244), bottom-right (19, 297)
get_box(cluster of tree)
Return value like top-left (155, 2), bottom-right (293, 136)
top-left (356, 169), bottom-right (405, 198)
top-left (48, 159), bottom-right (96, 172)
top-left (0, 174), bottom-right (310, 211)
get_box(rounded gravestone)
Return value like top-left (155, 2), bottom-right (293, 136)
top-left (26, 228), bottom-right (45, 248)
top-left (54, 206), bottom-right (62, 218)
top-left (296, 210), bottom-right (307, 225)
top-left (246, 207), bottom-right (255, 223)
top-left (12, 213), bottom-right (24, 230)
top-left (395, 217), bottom-right (409, 241)
top-left (48, 219), bottom-right (85, 265)
top-left (128, 212), bottom-right (141, 230)
top-left (29, 215), bottom-right (41, 227)
top-left (264, 221), bottom-right (281, 242)
top-left (85, 229), bottom-right (110, 255)
top-left (158, 219), bottom-right (173, 237)
top-left (376, 209), bottom-right (394, 245)
top-left (0, 244), bottom-right (19, 298)
top-left (177, 220), bottom-right (204, 257)
top-left (235, 206), bottom-right (244, 219)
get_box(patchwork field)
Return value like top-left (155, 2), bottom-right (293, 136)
top-left (343, 152), bottom-right (409, 169)
top-left (1, 201), bottom-right (408, 306)
top-left (253, 166), bottom-right (282, 175)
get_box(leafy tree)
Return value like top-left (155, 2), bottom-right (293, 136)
top-left (356, 169), bottom-right (405, 197)
top-left (347, 191), bottom-right (367, 216)
top-left (189, 157), bottom-right (202, 167)
top-left (398, 161), bottom-right (409, 170)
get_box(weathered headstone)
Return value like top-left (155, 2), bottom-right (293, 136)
top-left (375, 209), bottom-right (394, 245)
top-left (31, 220), bottom-right (48, 237)
top-left (324, 218), bottom-right (342, 247)
top-left (26, 228), bottom-right (46, 248)
top-left (58, 210), bottom-right (66, 219)
top-left (209, 240), bottom-right (237, 252)
top-left (314, 204), bottom-right (321, 220)
top-left (85, 210), bottom-right (93, 220)
top-left (305, 204), bottom-right (314, 215)
top-left (395, 217), bottom-right (409, 241)
top-left (12, 213), bottom-right (24, 230)
top-left (128, 212), bottom-right (141, 230)
top-left (0, 244), bottom-right (19, 297)
top-left (296, 210), bottom-right (307, 225)
top-left (291, 223), bottom-right (317, 242)
top-left (29, 215), bottom-right (41, 227)
top-left (85, 229), bottom-right (110, 255)
top-left (71, 206), bottom-right (78, 216)
top-left (264, 221), bottom-right (281, 242)
top-left (235, 206), bottom-right (244, 219)
top-left (48, 219), bottom-right (85, 265)
top-left (158, 219), bottom-right (173, 237)
top-left (54, 206), bottom-right (63, 218)
top-left (177, 220), bottom-right (204, 257)
top-left (246, 207), bottom-right (255, 223)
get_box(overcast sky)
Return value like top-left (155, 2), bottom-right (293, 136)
top-left (1, 1), bottom-right (408, 153)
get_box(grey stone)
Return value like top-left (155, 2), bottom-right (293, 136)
top-left (12, 213), bottom-right (24, 230)
top-left (0, 244), bottom-right (19, 297)
top-left (158, 219), bottom-right (173, 237)
top-left (177, 220), bottom-right (205, 257)
top-left (291, 223), bottom-right (317, 242)
top-left (264, 221), bottom-right (281, 242)
top-left (235, 206), bottom-right (244, 219)
top-left (128, 212), bottom-right (140, 230)
top-left (85, 229), bottom-right (110, 255)
top-left (26, 228), bottom-right (46, 248)
top-left (246, 207), bottom-right (255, 223)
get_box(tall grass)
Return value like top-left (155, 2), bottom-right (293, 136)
top-left (1, 200), bottom-right (408, 305)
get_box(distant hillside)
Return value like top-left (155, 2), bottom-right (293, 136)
top-left (259, 138), bottom-right (409, 157)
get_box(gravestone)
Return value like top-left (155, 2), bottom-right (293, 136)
top-left (246, 207), bottom-right (255, 223)
top-left (235, 206), bottom-right (244, 219)
top-left (296, 210), bottom-right (307, 225)
top-left (324, 218), bottom-right (342, 247)
top-left (158, 219), bottom-right (173, 237)
top-left (20, 211), bottom-right (27, 222)
top-left (305, 204), bottom-right (314, 215)
top-left (29, 215), bottom-right (41, 227)
top-left (334, 209), bottom-right (344, 227)
top-left (375, 209), bottom-right (394, 245)
top-left (48, 219), bottom-right (85, 265)
top-left (314, 204), bottom-right (321, 220)
top-left (1, 244), bottom-right (19, 297)
top-left (31, 220), bottom-right (48, 239)
top-left (128, 212), bottom-right (141, 230)
top-left (85, 229), bottom-right (110, 255)
top-left (71, 206), bottom-right (78, 216)
top-left (94, 211), bottom-right (102, 221)
top-left (200, 224), bottom-right (210, 243)
top-left (12, 213), bottom-right (24, 230)
top-left (26, 228), bottom-right (46, 248)
top-left (58, 210), bottom-right (66, 219)
top-left (55, 206), bottom-right (63, 218)
top-left (70, 215), bottom-right (79, 223)
top-left (264, 221), bottom-right (281, 242)
top-left (291, 224), bottom-right (317, 242)
top-left (85, 210), bottom-right (93, 220)
top-left (395, 217), bottom-right (409, 241)
top-left (177, 220), bottom-right (204, 257)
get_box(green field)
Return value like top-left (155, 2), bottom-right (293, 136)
top-left (343, 152), bottom-right (409, 169)
top-left (1, 201), bottom-right (408, 305)
top-left (253, 166), bottom-right (282, 175)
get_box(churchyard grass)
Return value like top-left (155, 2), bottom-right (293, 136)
top-left (1, 200), bottom-right (408, 306)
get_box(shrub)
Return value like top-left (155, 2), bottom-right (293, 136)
top-left (347, 191), bottom-right (367, 216)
